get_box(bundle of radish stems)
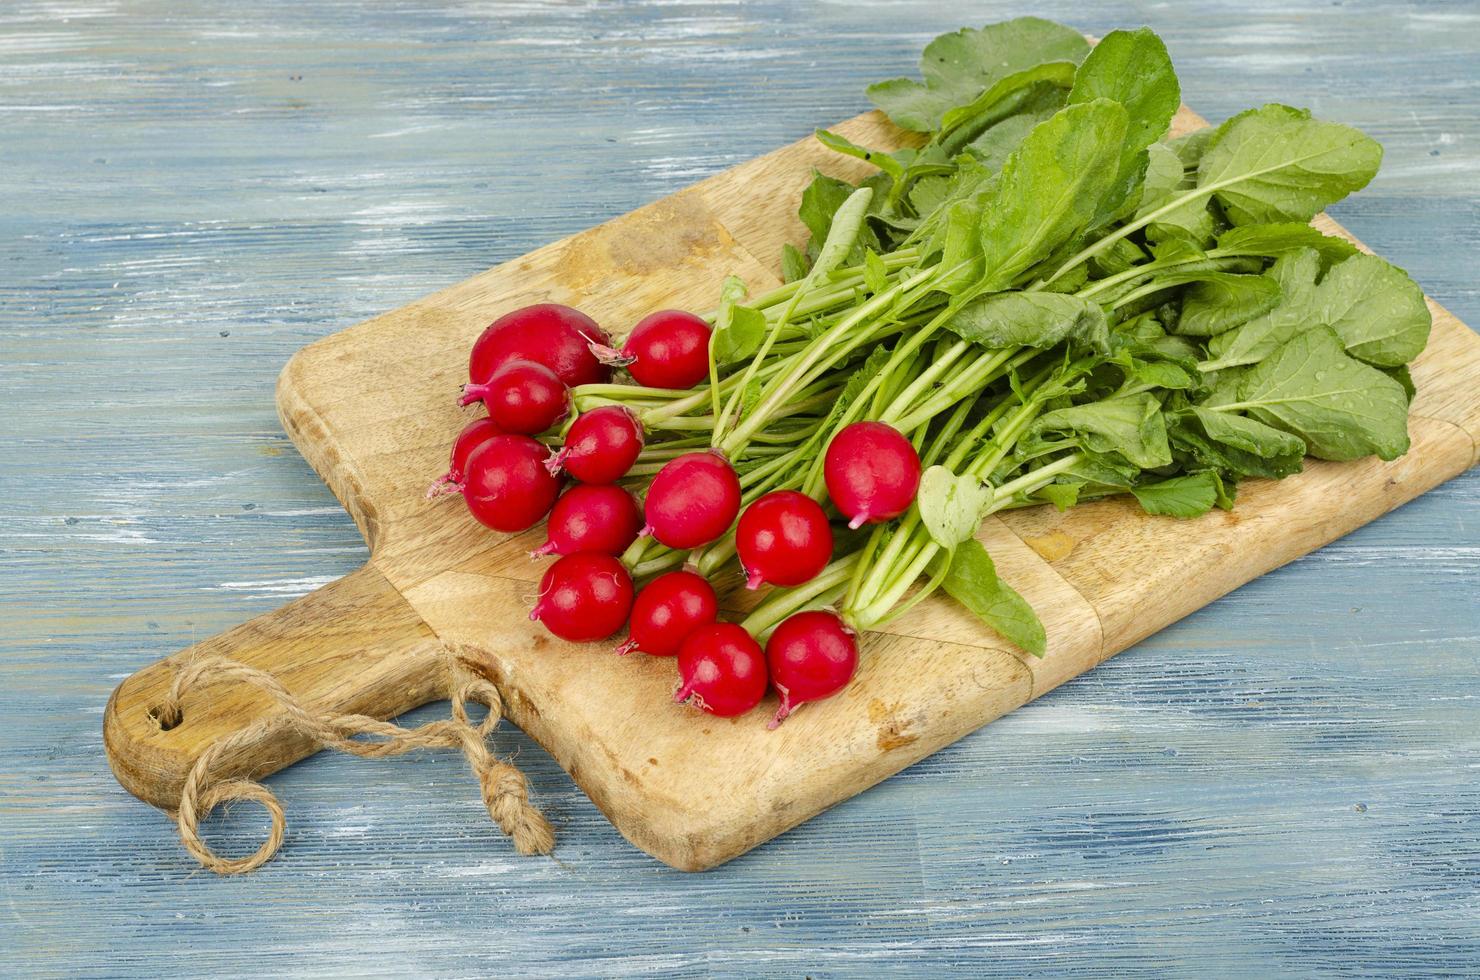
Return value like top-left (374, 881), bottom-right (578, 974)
top-left (429, 19), bottom-right (1431, 727)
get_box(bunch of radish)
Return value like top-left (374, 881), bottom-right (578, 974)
top-left (421, 17), bottom-right (1434, 730)
top-left (429, 285), bottom-right (926, 728)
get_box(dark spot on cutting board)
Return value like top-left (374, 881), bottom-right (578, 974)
top-left (869, 698), bottom-right (917, 750)
top-left (877, 725), bottom-right (918, 752)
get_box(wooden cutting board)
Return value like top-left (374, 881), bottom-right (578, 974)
top-left (104, 106), bottom-right (1480, 872)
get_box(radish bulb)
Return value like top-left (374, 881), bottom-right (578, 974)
top-left (427, 417), bottom-right (502, 498)
top-left (674, 623), bottom-right (768, 717)
top-left (735, 490), bottom-right (834, 589)
top-left (468, 303), bottom-right (611, 390)
top-left (546, 406), bottom-right (644, 484)
top-left (592, 310), bottom-right (712, 390)
top-left (642, 450), bottom-right (741, 549)
top-left (765, 610), bottom-right (858, 729)
top-left (823, 421), bottom-right (922, 529)
top-left (529, 552), bottom-right (634, 642)
top-left (458, 434), bottom-right (561, 532)
top-left (462, 359), bottom-right (570, 435)
top-left (617, 570), bottom-right (718, 657)
top-left (532, 484), bottom-right (641, 558)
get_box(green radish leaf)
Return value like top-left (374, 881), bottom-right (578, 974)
top-left (1137, 142), bottom-right (1185, 210)
top-left (1148, 222), bottom-right (1214, 261)
top-left (1062, 450), bottom-right (1141, 489)
top-left (798, 171), bottom-right (879, 263)
top-left (937, 61), bottom-right (1079, 151)
top-left (1030, 393), bottom-right (1173, 469)
top-left (1211, 470), bottom-right (1238, 510)
top-left (1386, 363), bottom-right (1416, 403)
top-left (908, 174), bottom-right (954, 217)
top-left (867, 17), bottom-right (1090, 132)
top-left (1037, 261), bottom-right (1090, 295)
top-left (1136, 141), bottom-right (1216, 246)
top-left (1034, 481), bottom-right (1082, 511)
top-left (1067, 27), bottom-right (1181, 225)
top-left (884, 144), bottom-right (956, 206)
top-left (978, 99), bottom-right (1129, 290)
top-left (780, 243), bottom-right (809, 283)
top-left (1228, 326), bottom-right (1411, 460)
top-left (1122, 358), bottom-right (1196, 391)
top-left (1312, 252), bottom-right (1431, 367)
top-left (928, 198), bottom-right (986, 292)
top-left (1131, 471), bottom-right (1219, 518)
top-left (811, 187), bottom-right (875, 281)
top-left (1197, 104), bottom-right (1383, 226)
top-left (1189, 405), bottom-right (1307, 469)
top-left (909, 158), bottom-right (997, 254)
top-left (1205, 249), bottom-right (1431, 370)
top-left (1202, 249), bottom-right (1322, 369)
top-left (964, 107), bottom-right (1055, 172)
top-left (1089, 237), bottom-right (1149, 278)
top-left (1175, 273), bottom-right (1282, 336)
top-left (863, 248), bottom-right (888, 294)
top-left (718, 274), bottom-right (748, 307)
top-left (1169, 126), bottom-right (1215, 168)
top-left (945, 291), bottom-right (1108, 351)
top-left (918, 466), bottom-right (993, 548)
top-left (814, 129), bottom-right (905, 181)
top-left (1215, 223), bottom-right (1358, 263)
top-left (941, 539), bottom-right (1047, 657)
top-left (1201, 365), bottom-right (1247, 408)
top-left (712, 304), bottom-right (767, 365)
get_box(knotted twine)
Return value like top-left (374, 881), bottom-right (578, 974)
top-left (156, 654), bottom-right (554, 874)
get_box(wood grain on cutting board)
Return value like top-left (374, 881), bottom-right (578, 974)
top-left (104, 107), bottom-right (1480, 871)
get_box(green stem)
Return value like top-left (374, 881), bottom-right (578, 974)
top-left (866, 546), bottom-right (953, 630)
top-left (984, 452), bottom-right (1083, 508)
top-left (719, 266), bottom-right (940, 456)
top-left (1036, 158), bottom-right (1326, 289)
top-left (885, 346), bottom-right (1020, 433)
top-left (704, 248), bottom-right (922, 322)
top-left (739, 555), bottom-right (859, 637)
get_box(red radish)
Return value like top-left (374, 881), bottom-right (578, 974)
top-left (426, 417), bottom-right (502, 498)
top-left (765, 610), bottom-right (858, 729)
top-left (546, 406), bottom-right (644, 484)
top-left (674, 623), bottom-right (768, 717)
top-left (462, 359), bottom-right (570, 434)
top-left (642, 450), bottom-right (741, 549)
top-left (593, 310), bottom-right (712, 390)
top-left (529, 552), bottom-right (633, 642)
top-left (458, 434), bottom-right (560, 532)
top-left (616, 570), bottom-right (718, 657)
top-left (735, 490), bottom-right (834, 590)
top-left (823, 421), bottom-right (922, 529)
top-left (532, 484), bottom-right (641, 557)
top-left (468, 303), bottom-right (611, 389)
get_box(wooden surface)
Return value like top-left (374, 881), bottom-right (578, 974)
top-left (101, 101), bottom-right (1480, 875)
top-left (5, 1), bottom-right (1479, 974)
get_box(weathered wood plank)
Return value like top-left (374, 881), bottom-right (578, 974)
top-left (2, 1), bottom-right (1476, 975)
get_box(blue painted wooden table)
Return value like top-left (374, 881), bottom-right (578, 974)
top-left (3, 1), bottom-right (1477, 975)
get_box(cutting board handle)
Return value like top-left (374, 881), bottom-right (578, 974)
top-left (104, 563), bottom-right (448, 810)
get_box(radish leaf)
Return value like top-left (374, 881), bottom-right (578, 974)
top-left (941, 540), bottom-right (1046, 657)
top-left (1197, 104), bottom-right (1382, 225)
top-left (867, 17), bottom-right (1089, 132)
top-left (1131, 471), bottom-right (1219, 518)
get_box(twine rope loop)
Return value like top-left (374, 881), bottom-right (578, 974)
top-left (158, 655), bottom-right (554, 874)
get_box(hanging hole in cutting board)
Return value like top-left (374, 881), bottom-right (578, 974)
top-left (149, 703), bottom-right (182, 731)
